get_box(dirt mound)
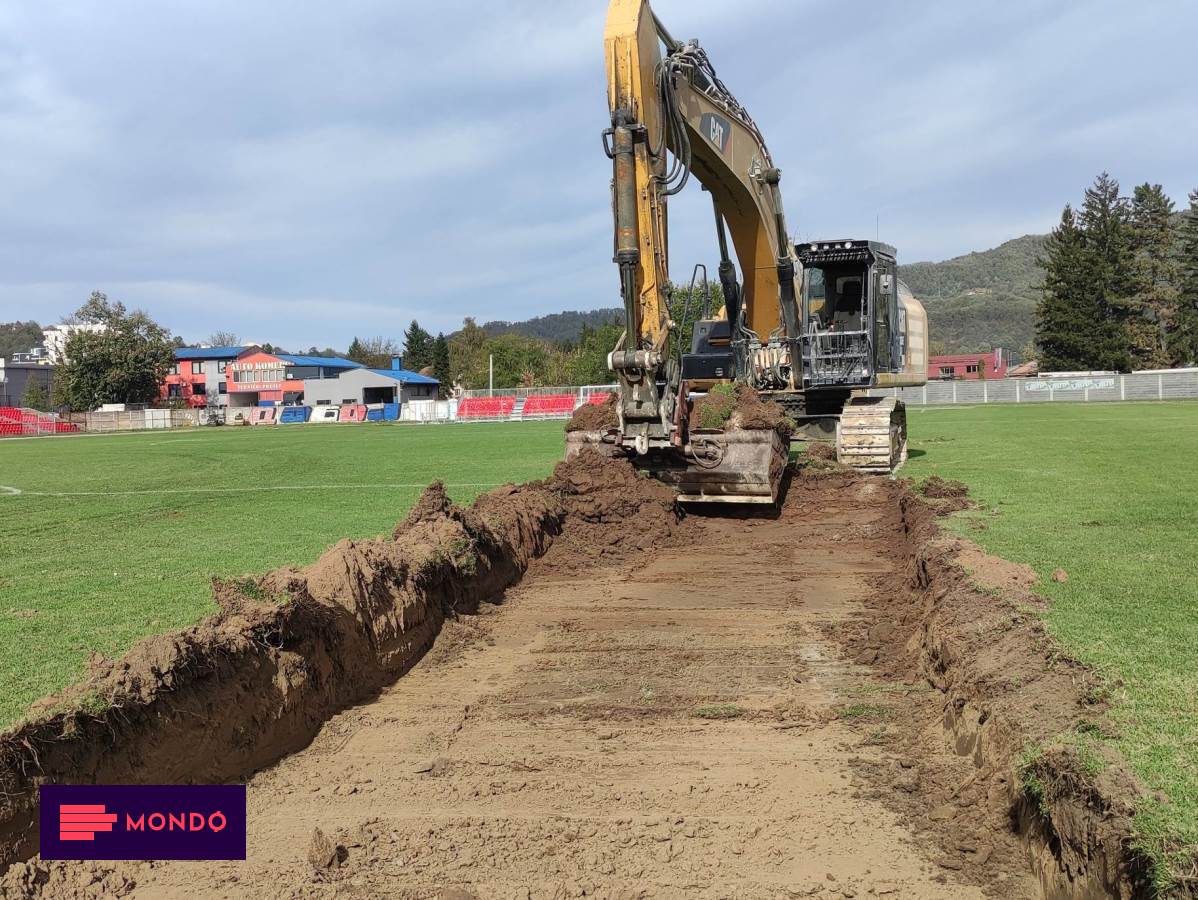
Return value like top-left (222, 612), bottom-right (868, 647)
top-left (565, 394), bottom-right (617, 433)
top-left (532, 448), bottom-right (692, 574)
top-left (919, 475), bottom-right (968, 499)
top-left (0, 453), bottom-right (678, 872)
top-left (915, 475), bottom-right (972, 513)
top-left (692, 384), bottom-right (793, 438)
top-left (806, 441), bottom-right (836, 461)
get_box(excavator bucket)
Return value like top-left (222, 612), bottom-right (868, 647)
top-left (565, 428), bottom-right (788, 505)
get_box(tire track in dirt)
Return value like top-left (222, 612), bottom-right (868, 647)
top-left (93, 476), bottom-right (1033, 899)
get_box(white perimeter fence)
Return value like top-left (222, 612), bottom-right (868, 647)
top-left (865, 369), bottom-right (1198, 406)
top-left (6, 373), bottom-right (1195, 439)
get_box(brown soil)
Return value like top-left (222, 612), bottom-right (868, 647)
top-left (806, 441), bottom-right (837, 462)
top-left (0, 465), bottom-right (1154, 899)
top-left (564, 394), bottom-right (618, 433)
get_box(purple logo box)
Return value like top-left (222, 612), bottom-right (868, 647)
top-left (40, 784), bottom-right (246, 861)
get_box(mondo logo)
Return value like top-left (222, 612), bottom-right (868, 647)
top-left (40, 785), bottom-right (246, 861)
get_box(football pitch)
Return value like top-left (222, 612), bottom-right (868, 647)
top-left (2, 401), bottom-right (1197, 871)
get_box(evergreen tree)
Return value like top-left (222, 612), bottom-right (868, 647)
top-left (1127, 183), bottom-right (1177, 367)
top-left (1170, 189), bottom-right (1198, 365)
top-left (431, 333), bottom-right (451, 397)
top-left (346, 337), bottom-right (368, 365)
top-left (21, 378), bottom-right (49, 411)
top-left (1076, 173), bottom-right (1135, 371)
top-left (1036, 205), bottom-right (1094, 371)
top-left (403, 320), bottom-right (433, 371)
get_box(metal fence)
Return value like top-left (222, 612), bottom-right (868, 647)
top-left (866, 369), bottom-right (1198, 406)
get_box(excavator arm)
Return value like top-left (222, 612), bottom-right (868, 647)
top-left (603, 0), bottom-right (802, 451)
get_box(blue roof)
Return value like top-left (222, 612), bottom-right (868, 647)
top-left (175, 346), bottom-right (246, 360)
top-left (367, 368), bottom-right (440, 385)
top-left (275, 354), bottom-right (362, 369)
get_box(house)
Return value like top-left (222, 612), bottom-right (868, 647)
top-left (302, 357), bottom-right (439, 406)
top-left (928, 349), bottom-right (1008, 380)
top-left (163, 346), bottom-right (247, 407)
top-left (224, 349), bottom-right (363, 409)
top-left (0, 359), bottom-right (55, 407)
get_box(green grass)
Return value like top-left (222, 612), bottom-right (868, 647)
top-left (692, 703), bottom-right (746, 720)
top-left (904, 400), bottom-right (1198, 880)
top-left (0, 422), bottom-right (565, 729)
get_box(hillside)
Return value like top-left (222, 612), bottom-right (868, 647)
top-left (900, 234), bottom-right (1046, 355)
top-left (0, 321), bottom-right (44, 363)
top-left (474, 235), bottom-right (1050, 356)
top-left (479, 309), bottom-right (623, 344)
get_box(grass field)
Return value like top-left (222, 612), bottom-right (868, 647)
top-left (2, 401), bottom-right (1196, 875)
top-left (903, 400), bottom-right (1198, 877)
top-left (0, 422), bottom-right (565, 729)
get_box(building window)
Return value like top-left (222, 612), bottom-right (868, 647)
top-left (218, 383), bottom-right (227, 394)
top-left (168, 363), bottom-right (179, 375)
top-left (939, 367), bottom-right (954, 378)
top-left (218, 360), bottom-right (228, 373)
top-left (191, 361), bottom-right (204, 374)
top-left (965, 364), bottom-right (979, 374)
top-left (342, 399), bottom-right (356, 405)
top-left (167, 384), bottom-right (183, 398)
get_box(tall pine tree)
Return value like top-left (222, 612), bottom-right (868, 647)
top-left (1077, 172), bottom-right (1134, 371)
top-left (1036, 205), bottom-right (1093, 371)
top-left (403, 320), bottom-right (433, 371)
top-left (346, 337), bottom-right (369, 365)
top-left (431, 333), bottom-right (451, 397)
top-left (1127, 183), bottom-right (1177, 368)
top-left (1170, 189), bottom-right (1198, 365)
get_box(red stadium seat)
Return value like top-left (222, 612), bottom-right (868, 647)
top-left (585, 392), bottom-right (615, 405)
top-left (522, 394), bottom-right (577, 417)
top-left (456, 397), bottom-right (516, 419)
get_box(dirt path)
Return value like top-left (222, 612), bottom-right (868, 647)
top-left (85, 476), bottom-right (1027, 900)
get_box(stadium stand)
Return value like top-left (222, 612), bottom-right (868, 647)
top-left (584, 392), bottom-right (615, 405)
top-left (0, 407), bottom-right (80, 436)
top-left (456, 396), bottom-right (516, 419)
top-left (522, 394), bottom-right (578, 418)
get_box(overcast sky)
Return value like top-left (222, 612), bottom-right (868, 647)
top-left (1, 1), bottom-right (1195, 349)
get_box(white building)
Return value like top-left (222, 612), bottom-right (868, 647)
top-left (42, 323), bottom-right (107, 363)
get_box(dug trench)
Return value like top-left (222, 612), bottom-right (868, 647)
top-left (0, 454), bottom-right (1155, 898)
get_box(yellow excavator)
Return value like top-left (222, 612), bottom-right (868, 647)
top-left (568, 0), bottom-right (928, 503)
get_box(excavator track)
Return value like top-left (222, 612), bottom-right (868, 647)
top-left (835, 396), bottom-right (908, 474)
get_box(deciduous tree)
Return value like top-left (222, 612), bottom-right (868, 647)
top-left (53, 292), bottom-right (176, 411)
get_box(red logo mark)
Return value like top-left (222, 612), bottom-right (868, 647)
top-left (58, 804), bottom-right (118, 841)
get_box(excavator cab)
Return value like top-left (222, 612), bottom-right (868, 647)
top-left (798, 240), bottom-right (899, 390)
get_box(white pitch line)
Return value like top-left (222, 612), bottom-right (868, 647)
top-left (0, 486), bottom-right (21, 496)
top-left (0, 482), bottom-right (505, 498)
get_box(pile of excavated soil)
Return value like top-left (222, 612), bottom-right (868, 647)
top-left (0, 452), bottom-right (680, 872)
top-left (915, 475), bottom-right (972, 513)
top-left (805, 441), bottom-right (837, 461)
top-left (532, 448), bottom-right (695, 574)
top-left (692, 384), bottom-right (793, 437)
top-left (564, 394), bottom-right (617, 433)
